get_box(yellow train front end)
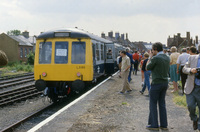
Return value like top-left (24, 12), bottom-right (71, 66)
top-left (34, 38), bottom-right (93, 81)
top-left (34, 30), bottom-right (94, 102)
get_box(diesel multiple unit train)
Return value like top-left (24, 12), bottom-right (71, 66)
top-left (34, 28), bottom-right (126, 102)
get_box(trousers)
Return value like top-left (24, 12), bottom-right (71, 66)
top-left (186, 85), bottom-right (200, 130)
top-left (148, 82), bottom-right (168, 127)
top-left (122, 70), bottom-right (131, 92)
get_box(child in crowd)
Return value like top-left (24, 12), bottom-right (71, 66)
top-left (140, 52), bottom-right (151, 94)
top-left (140, 57), bottom-right (144, 86)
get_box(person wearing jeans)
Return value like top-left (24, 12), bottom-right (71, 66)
top-left (146, 42), bottom-right (170, 130)
top-left (140, 52), bottom-right (151, 94)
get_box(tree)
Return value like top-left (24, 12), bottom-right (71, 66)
top-left (27, 52), bottom-right (35, 65)
top-left (7, 30), bottom-right (21, 36)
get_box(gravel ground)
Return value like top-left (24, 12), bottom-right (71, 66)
top-left (67, 72), bottom-right (192, 132)
top-left (0, 94), bottom-right (51, 131)
top-left (34, 71), bottom-right (194, 132)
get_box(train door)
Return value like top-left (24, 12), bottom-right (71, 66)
top-left (92, 41), bottom-right (105, 79)
top-left (105, 43), bottom-right (115, 75)
top-left (92, 43), bottom-right (96, 66)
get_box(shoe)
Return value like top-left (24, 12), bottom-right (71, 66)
top-left (171, 90), bottom-right (178, 93)
top-left (160, 126), bottom-right (168, 130)
top-left (141, 82), bottom-right (144, 87)
top-left (126, 90), bottom-right (132, 93)
top-left (119, 91), bottom-right (124, 94)
top-left (139, 91), bottom-right (143, 94)
top-left (193, 119), bottom-right (198, 130)
top-left (146, 125), bottom-right (159, 130)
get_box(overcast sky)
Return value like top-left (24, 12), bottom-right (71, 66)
top-left (0, 0), bottom-right (200, 44)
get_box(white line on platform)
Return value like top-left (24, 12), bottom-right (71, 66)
top-left (28, 71), bottom-right (118, 132)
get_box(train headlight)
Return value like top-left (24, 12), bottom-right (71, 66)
top-left (77, 72), bottom-right (81, 77)
top-left (42, 72), bottom-right (47, 77)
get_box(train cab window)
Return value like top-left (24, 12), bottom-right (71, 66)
top-left (39, 42), bottom-right (52, 64)
top-left (72, 42), bottom-right (86, 64)
top-left (55, 42), bottom-right (68, 64)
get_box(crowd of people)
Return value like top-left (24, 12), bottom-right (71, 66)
top-left (117, 43), bottom-right (200, 131)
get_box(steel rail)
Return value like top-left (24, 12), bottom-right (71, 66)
top-left (0, 103), bottom-right (53, 132)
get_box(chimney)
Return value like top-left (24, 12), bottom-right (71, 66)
top-left (196, 36), bottom-right (198, 44)
top-left (177, 33), bottom-right (181, 38)
top-left (108, 31), bottom-right (113, 38)
top-left (121, 34), bottom-right (124, 40)
top-left (22, 31), bottom-right (29, 38)
top-left (115, 32), bottom-right (120, 40)
top-left (126, 33), bottom-right (128, 40)
top-left (101, 32), bottom-right (105, 38)
top-left (186, 32), bottom-right (190, 41)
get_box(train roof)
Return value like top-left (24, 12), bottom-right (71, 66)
top-left (37, 28), bottom-right (112, 43)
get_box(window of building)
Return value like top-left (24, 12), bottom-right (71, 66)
top-left (71, 42), bottom-right (86, 64)
top-left (39, 42), bottom-right (52, 64)
top-left (25, 48), bottom-right (27, 57)
top-left (29, 48), bottom-right (32, 53)
top-left (96, 44), bottom-right (100, 61)
top-left (20, 48), bottom-right (23, 58)
top-left (55, 42), bottom-right (68, 64)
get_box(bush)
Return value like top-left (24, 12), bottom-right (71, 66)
top-left (3, 62), bottom-right (34, 72)
top-left (27, 52), bottom-right (35, 65)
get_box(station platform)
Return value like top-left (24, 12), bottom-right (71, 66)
top-left (29, 71), bottom-right (193, 132)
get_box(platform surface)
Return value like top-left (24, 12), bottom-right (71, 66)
top-left (31, 71), bottom-right (193, 132)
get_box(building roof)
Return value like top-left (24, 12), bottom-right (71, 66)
top-left (28, 36), bottom-right (36, 44)
top-left (37, 28), bottom-right (112, 44)
top-left (9, 35), bottom-right (33, 46)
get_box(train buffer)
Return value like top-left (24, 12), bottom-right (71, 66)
top-left (29, 72), bottom-right (193, 132)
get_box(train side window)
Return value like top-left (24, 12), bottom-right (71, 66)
top-left (107, 49), bottom-right (113, 59)
top-left (39, 42), bottom-right (52, 64)
top-left (72, 42), bottom-right (86, 64)
top-left (55, 42), bottom-right (68, 64)
top-left (101, 44), bottom-right (104, 60)
top-left (96, 44), bottom-right (100, 61)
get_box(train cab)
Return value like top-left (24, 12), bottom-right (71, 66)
top-left (34, 28), bottom-right (113, 102)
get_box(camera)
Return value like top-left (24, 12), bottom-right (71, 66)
top-left (195, 68), bottom-right (200, 79)
top-left (197, 68), bottom-right (200, 72)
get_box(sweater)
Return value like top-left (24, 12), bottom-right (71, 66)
top-left (147, 54), bottom-right (170, 84)
top-left (142, 58), bottom-right (148, 71)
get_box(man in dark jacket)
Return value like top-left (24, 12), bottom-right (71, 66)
top-left (146, 42), bottom-right (170, 130)
top-left (126, 47), bottom-right (134, 82)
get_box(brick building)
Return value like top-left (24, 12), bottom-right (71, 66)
top-left (167, 32), bottom-right (198, 50)
top-left (101, 31), bottom-right (147, 51)
top-left (0, 31), bottom-right (35, 62)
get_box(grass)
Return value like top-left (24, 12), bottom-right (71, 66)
top-left (172, 89), bottom-right (199, 114)
top-left (0, 61), bottom-right (33, 76)
top-left (122, 102), bottom-right (128, 105)
top-left (173, 92), bottom-right (187, 108)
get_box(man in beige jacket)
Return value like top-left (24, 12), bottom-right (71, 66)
top-left (120, 51), bottom-right (132, 94)
top-left (183, 54), bottom-right (200, 130)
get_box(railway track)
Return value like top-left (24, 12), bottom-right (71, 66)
top-left (0, 73), bottom-right (34, 89)
top-left (0, 72), bottom-right (33, 81)
top-left (0, 84), bottom-right (42, 107)
top-left (1, 104), bottom-right (53, 132)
